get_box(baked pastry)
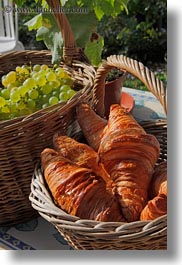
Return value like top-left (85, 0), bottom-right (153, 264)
top-left (140, 193), bottom-right (167, 220)
top-left (76, 103), bottom-right (107, 151)
top-left (40, 103), bottom-right (165, 223)
top-left (41, 148), bottom-right (125, 222)
top-left (140, 162), bottom-right (167, 221)
top-left (98, 104), bottom-right (160, 221)
top-left (53, 134), bottom-right (114, 191)
top-left (149, 161), bottom-right (167, 198)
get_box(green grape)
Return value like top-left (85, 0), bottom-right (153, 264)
top-left (18, 85), bottom-right (29, 96)
top-left (16, 66), bottom-right (22, 73)
top-left (1, 88), bottom-right (10, 99)
top-left (63, 72), bottom-right (71, 79)
top-left (59, 91), bottom-right (70, 101)
top-left (13, 80), bottom-right (21, 87)
top-left (19, 66), bottom-right (29, 75)
top-left (53, 64), bottom-right (58, 69)
top-left (35, 94), bottom-right (44, 105)
top-left (41, 64), bottom-right (48, 70)
top-left (7, 83), bottom-right (15, 90)
top-left (52, 90), bottom-right (59, 97)
top-left (41, 84), bottom-right (52, 94)
top-left (56, 68), bottom-right (67, 78)
top-left (55, 67), bottom-right (62, 72)
top-left (28, 89), bottom-right (39, 99)
top-left (35, 76), bottom-right (46, 86)
top-left (2, 77), bottom-right (9, 87)
top-left (59, 85), bottom-right (71, 92)
top-left (62, 78), bottom-right (74, 86)
top-left (19, 108), bottom-right (32, 116)
top-left (27, 98), bottom-right (36, 109)
top-left (42, 103), bottom-right (49, 109)
top-left (33, 64), bottom-right (41, 71)
top-left (67, 89), bottom-right (76, 98)
top-left (10, 89), bottom-right (20, 102)
top-left (6, 71), bottom-right (17, 84)
top-left (0, 96), bottom-right (6, 107)
top-left (21, 65), bottom-right (28, 70)
top-left (42, 94), bottom-right (50, 103)
top-left (0, 63), bottom-right (75, 120)
top-left (38, 69), bottom-right (47, 77)
top-left (31, 71), bottom-right (37, 77)
top-left (10, 87), bottom-right (18, 92)
top-left (23, 78), bottom-right (36, 90)
top-left (49, 96), bottom-right (59, 105)
top-left (46, 71), bottom-right (56, 82)
top-left (1, 105), bottom-right (10, 113)
top-left (16, 101), bottom-right (26, 110)
top-left (49, 80), bottom-right (61, 89)
top-left (24, 69), bottom-right (30, 75)
top-left (32, 72), bottom-right (39, 80)
top-left (9, 102), bottom-right (17, 113)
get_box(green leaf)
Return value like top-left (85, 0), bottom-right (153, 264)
top-left (109, 0), bottom-right (115, 7)
top-left (36, 28), bottom-right (63, 64)
top-left (100, 1), bottom-right (115, 16)
top-left (36, 13), bottom-right (63, 64)
top-left (85, 34), bottom-right (104, 66)
top-left (93, 0), bottom-right (128, 19)
top-left (60, 0), bottom-right (69, 6)
top-left (24, 13), bottom-right (42, 31)
top-left (119, 0), bottom-right (129, 15)
top-left (94, 6), bottom-right (104, 21)
top-left (67, 12), bottom-right (97, 47)
top-left (13, 0), bottom-right (27, 6)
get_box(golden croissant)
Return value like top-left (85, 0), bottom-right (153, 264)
top-left (140, 193), bottom-right (167, 221)
top-left (53, 134), bottom-right (114, 191)
top-left (149, 161), bottom-right (167, 198)
top-left (98, 104), bottom-right (160, 222)
top-left (140, 162), bottom-right (167, 221)
top-left (76, 103), bottom-right (107, 151)
top-left (41, 148), bottom-right (125, 222)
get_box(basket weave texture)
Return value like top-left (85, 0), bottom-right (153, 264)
top-left (0, 0), bottom-right (96, 226)
top-left (30, 55), bottom-right (167, 250)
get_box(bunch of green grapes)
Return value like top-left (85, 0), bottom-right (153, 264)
top-left (0, 64), bottom-right (76, 120)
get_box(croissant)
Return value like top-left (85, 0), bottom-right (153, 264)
top-left (140, 162), bottom-right (167, 221)
top-left (53, 134), bottom-right (114, 191)
top-left (140, 193), bottom-right (167, 221)
top-left (98, 104), bottom-right (160, 222)
top-left (149, 161), bottom-right (167, 198)
top-left (76, 103), bottom-right (107, 151)
top-left (41, 148), bottom-right (125, 222)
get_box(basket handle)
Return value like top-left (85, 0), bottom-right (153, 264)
top-left (46, 0), bottom-right (81, 64)
top-left (93, 54), bottom-right (167, 117)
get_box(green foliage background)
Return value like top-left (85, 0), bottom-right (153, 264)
top-left (98, 0), bottom-right (167, 65)
top-left (18, 0), bottom-right (166, 67)
top-left (16, 0), bottom-right (128, 65)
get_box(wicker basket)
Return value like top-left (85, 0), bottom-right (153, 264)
top-left (29, 55), bottom-right (167, 250)
top-left (0, 0), bottom-right (96, 226)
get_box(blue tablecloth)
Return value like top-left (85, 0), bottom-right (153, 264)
top-left (0, 87), bottom-right (167, 250)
